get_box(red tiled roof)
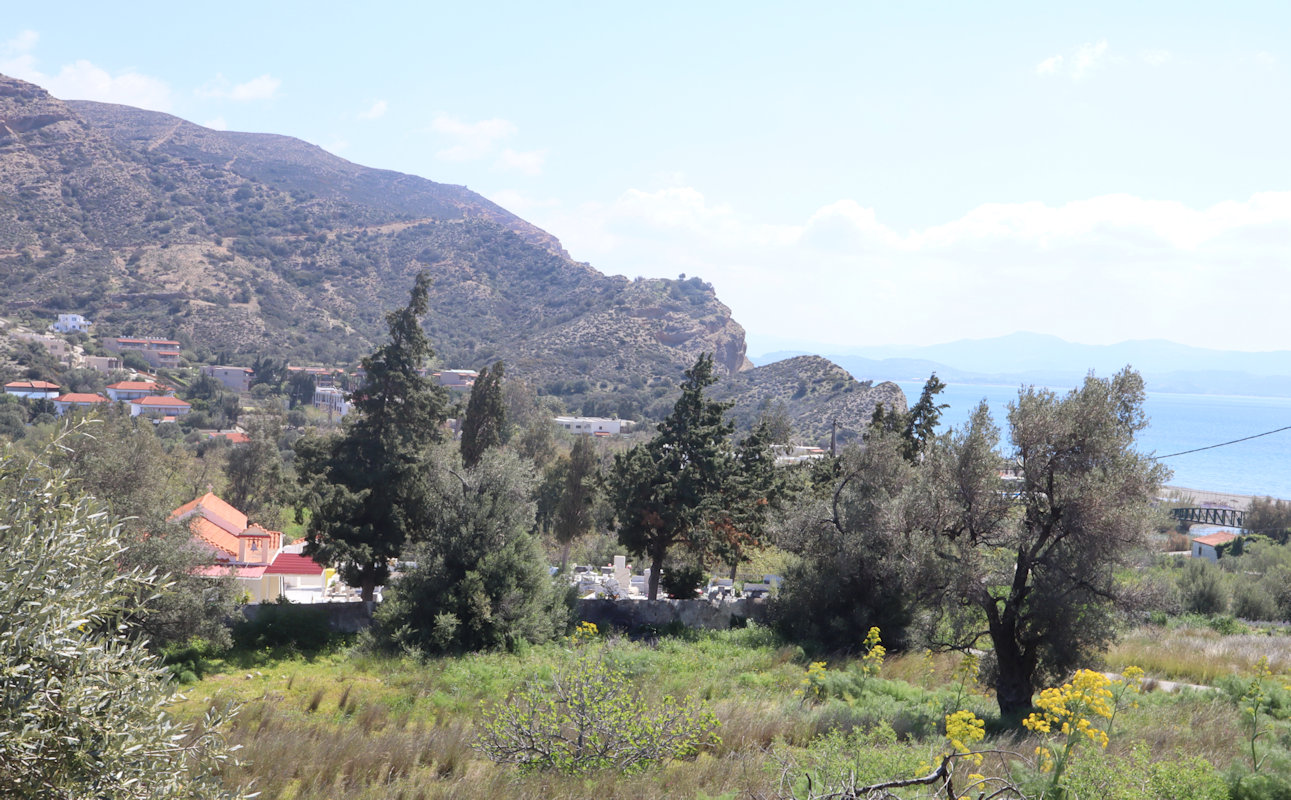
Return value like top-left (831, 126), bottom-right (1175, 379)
top-left (55, 393), bottom-right (108, 403)
top-left (188, 516), bottom-right (241, 559)
top-left (209, 431), bottom-right (251, 443)
top-left (132, 396), bottom-right (191, 407)
top-left (170, 492), bottom-right (248, 533)
top-left (5, 380), bottom-right (59, 389)
top-left (107, 381), bottom-right (161, 391)
top-left (1193, 531), bottom-right (1239, 547)
top-left (265, 552), bottom-right (325, 576)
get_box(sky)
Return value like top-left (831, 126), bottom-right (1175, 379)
top-left (2, 2), bottom-right (1289, 356)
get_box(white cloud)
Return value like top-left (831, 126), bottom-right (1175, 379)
top-left (430, 115), bottom-right (518, 161)
top-left (358, 99), bottom-right (388, 120)
top-left (528, 185), bottom-right (1291, 351)
top-left (1, 30), bottom-right (173, 111)
top-left (494, 147), bottom-right (546, 175)
top-left (1035, 55), bottom-right (1063, 76)
top-left (1036, 39), bottom-right (1110, 81)
top-left (198, 73), bottom-right (281, 101)
top-left (203, 116), bottom-right (228, 131)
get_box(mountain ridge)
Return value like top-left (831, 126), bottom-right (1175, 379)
top-left (0, 73), bottom-right (902, 435)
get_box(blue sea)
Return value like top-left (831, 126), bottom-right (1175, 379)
top-left (894, 381), bottom-right (1291, 500)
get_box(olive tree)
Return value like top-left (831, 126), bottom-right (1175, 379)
top-left (918, 369), bottom-right (1168, 718)
top-left (0, 445), bottom-right (245, 799)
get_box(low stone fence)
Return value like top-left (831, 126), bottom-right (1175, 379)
top-left (239, 600), bottom-right (375, 633)
top-left (574, 597), bottom-right (769, 633)
top-left (238, 597), bottom-right (769, 637)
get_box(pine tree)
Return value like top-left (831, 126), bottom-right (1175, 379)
top-left (553, 434), bottom-right (600, 570)
top-left (296, 272), bottom-right (449, 601)
top-left (610, 354), bottom-right (735, 599)
top-left (460, 360), bottom-right (507, 469)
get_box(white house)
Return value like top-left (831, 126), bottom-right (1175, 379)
top-left (1191, 530), bottom-right (1239, 562)
top-left (106, 380), bottom-right (172, 402)
top-left (52, 393), bottom-right (110, 415)
top-left (313, 386), bottom-right (350, 418)
top-left (554, 416), bottom-right (622, 435)
top-left (51, 314), bottom-right (91, 334)
top-left (129, 396), bottom-right (191, 417)
top-left (4, 380), bottom-right (61, 400)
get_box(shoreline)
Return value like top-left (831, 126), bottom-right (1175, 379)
top-left (1161, 486), bottom-right (1286, 511)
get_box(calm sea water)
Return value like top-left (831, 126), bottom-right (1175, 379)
top-left (894, 381), bottom-right (1291, 500)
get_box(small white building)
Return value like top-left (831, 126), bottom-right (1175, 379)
top-left (4, 380), bottom-right (61, 400)
top-left (51, 314), bottom-right (91, 334)
top-left (107, 381), bottom-right (172, 402)
top-left (129, 396), bottom-right (191, 417)
top-left (203, 365), bottom-right (254, 394)
top-left (313, 386), bottom-right (350, 418)
top-left (53, 393), bottom-right (110, 415)
top-left (1191, 530), bottom-right (1239, 562)
top-left (554, 416), bottom-right (622, 436)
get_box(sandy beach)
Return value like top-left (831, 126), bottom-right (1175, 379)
top-left (1161, 486), bottom-right (1284, 511)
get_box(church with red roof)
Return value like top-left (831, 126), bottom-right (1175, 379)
top-left (171, 492), bottom-right (327, 603)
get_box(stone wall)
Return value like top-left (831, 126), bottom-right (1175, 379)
top-left (239, 600), bottom-right (374, 633)
top-left (574, 597), bottom-right (769, 633)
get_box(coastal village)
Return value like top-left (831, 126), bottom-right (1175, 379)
top-left (0, 310), bottom-right (1262, 614)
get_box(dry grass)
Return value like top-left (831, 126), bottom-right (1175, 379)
top-left (1107, 624), bottom-right (1291, 683)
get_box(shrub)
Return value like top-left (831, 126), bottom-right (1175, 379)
top-left (475, 651), bottom-right (720, 774)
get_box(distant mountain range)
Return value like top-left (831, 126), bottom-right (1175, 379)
top-left (753, 332), bottom-right (1291, 397)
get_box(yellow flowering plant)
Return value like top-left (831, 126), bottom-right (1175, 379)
top-left (860, 627), bottom-right (886, 678)
top-left (1022, 667), bottom-right (1144, 797)
top-left (797, 661), bottom-right (829, 704)
top-left (569, 620), bottom-right (599, 646)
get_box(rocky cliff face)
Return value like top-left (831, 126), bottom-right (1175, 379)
top-left (0, 74), bottom-right (752, 416)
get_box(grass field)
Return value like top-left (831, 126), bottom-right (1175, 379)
top-left (170, 620), bottom-right (1288, 800)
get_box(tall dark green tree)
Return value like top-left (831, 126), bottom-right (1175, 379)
top-left (376, 446), bottom-right (562, 654)
top-left (296, 272), bottom-right (449, 601)
top-left (610, 354), bottom-right (735, 599)
top-left (773, 430), bottom-right (923, 650)
top-left (553, 434), bottom-right (601, 570)
top-left (460, 360), bottom-right (507, 469)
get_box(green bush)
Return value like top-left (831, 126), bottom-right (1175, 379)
top-left (475, 650), bottom-right (720, 774)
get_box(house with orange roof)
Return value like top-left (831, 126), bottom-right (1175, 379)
top-left (52, 393), bottom-right (110, 415)
top-left (106, 380), bottom-right (173, 402)
top-left (129, 396), bottom-right (191, 417)
top-left (4, 379), bottom-right (61, 400)
top-left (209, 430), bottom-right (251, 444)
top-left (1191, 530), bottom-right (1239, 562)
top-left (170, 492), bottom-right (326, 603)
top-left (104, 337), bottom-right (183, 369)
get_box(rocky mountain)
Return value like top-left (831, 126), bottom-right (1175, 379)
top-left (712, 356), bottom-right (905, 448)
top-left (0, 74), bottom-right (901, 432)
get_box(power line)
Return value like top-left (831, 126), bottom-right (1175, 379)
top-left (1154, 425), bottom-right (1291, 460)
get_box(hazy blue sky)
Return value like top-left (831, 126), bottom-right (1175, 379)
top-left (3, 3), bottom-right (1288, 355)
